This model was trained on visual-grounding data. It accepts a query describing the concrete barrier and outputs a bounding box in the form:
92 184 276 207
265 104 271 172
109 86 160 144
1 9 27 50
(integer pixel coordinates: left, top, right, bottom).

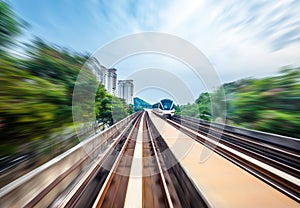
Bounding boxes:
176 115 300 152
0 113 138 207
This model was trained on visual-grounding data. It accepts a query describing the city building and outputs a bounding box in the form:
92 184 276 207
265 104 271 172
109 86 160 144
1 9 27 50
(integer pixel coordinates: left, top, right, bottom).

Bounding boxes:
107 68 117 95
118 80 134 104
87 57 102 82
99 65 108 88
87 58 118 96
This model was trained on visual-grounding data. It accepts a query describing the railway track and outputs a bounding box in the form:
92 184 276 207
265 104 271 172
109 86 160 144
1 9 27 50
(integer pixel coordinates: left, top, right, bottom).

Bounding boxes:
144 112 208 208
52 112 143 207
0 112 140 207
167 114 300 202
3 111 298 207
50 113 208 207
90 113 141 207
171 115 299 175
72 112 208 207
1 111 209 207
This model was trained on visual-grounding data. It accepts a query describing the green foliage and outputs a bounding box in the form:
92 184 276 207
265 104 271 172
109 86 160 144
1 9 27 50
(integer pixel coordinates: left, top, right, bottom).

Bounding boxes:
95 85 132 126
253 110 300 136
0 1 24 48
232 91 262 124
0 41 88 149
174 104 181 114
179 92 215 121
179 67 300 138
196 92 212 120
0 2 132 155
232 67 300 137
111 97 131 123
179 103 199 118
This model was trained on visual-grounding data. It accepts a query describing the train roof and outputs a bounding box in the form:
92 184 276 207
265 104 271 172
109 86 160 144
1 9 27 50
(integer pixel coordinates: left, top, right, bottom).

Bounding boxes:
160 99 173 102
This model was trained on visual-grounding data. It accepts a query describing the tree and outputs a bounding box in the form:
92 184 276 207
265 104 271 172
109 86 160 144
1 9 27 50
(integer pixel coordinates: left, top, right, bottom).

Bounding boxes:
95 85 132 126
178 67 300 138
232 67 300 137
0 1 25 49
196 92 212 120
0 2 134 157
0 56 66 149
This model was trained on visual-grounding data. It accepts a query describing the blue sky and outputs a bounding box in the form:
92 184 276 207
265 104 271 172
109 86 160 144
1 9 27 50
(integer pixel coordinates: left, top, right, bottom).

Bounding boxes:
9 0 300 104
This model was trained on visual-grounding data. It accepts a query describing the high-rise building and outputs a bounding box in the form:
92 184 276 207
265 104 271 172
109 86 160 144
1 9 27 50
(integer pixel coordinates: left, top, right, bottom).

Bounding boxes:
87 57 101 82
86 58 117 95
118 80 134 104
107 68 117 95
99 65 108 88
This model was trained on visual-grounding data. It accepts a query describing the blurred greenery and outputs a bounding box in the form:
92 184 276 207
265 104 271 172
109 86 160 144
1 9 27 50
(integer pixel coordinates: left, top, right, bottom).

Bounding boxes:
0 0 24 49
233 67 300 138
178 67 300 138
0 1 132 155
0 0 299 159
95 86 133 127
196 92 212 120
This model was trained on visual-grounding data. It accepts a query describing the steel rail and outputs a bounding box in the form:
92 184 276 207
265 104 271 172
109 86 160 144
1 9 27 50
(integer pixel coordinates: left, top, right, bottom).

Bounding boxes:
91 113 142 208
23 113 141 208
171 116 300 177
167 117 300 202
146 114 175 208
146 112 209 208
54 113 141 207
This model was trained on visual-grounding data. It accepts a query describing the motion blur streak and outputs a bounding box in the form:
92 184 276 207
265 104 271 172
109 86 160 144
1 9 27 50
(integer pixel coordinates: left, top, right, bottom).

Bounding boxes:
0 1 132 187
0 0 299 202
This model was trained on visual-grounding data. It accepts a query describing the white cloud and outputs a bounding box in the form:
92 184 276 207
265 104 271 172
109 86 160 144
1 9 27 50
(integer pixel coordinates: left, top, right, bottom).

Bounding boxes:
146 0 300 83
11 0 299 103
21 0 297 97
89 0 300 100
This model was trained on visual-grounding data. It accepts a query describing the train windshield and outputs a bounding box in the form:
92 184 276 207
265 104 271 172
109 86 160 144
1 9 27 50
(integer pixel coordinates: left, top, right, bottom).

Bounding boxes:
160 99 173 110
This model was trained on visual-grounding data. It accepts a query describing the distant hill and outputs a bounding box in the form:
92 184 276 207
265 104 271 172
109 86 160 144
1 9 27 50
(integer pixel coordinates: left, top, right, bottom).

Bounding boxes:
133 97 152 111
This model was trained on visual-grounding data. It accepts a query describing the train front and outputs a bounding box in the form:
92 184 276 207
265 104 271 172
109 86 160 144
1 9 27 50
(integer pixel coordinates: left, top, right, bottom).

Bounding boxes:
160 99 175 118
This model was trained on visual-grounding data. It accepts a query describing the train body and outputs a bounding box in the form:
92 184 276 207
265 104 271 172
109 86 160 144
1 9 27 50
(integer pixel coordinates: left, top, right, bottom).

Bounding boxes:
152 99 175 118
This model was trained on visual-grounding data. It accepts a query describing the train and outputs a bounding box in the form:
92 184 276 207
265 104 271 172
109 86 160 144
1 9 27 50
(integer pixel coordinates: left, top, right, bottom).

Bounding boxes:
152 99 175 118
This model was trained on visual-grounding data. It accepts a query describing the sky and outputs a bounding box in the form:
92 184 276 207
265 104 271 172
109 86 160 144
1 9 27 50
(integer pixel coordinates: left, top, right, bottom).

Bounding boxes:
9 0 300 104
